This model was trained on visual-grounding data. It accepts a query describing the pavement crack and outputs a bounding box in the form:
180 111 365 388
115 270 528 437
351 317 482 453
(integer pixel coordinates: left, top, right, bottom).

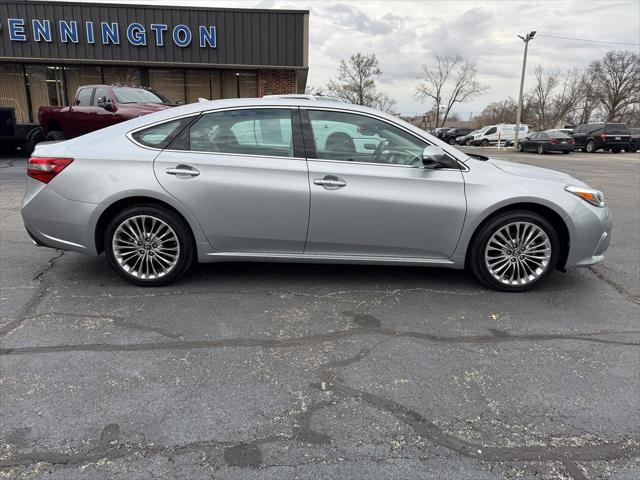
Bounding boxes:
1 327 637 356
589 266 640 304
0 250 64 337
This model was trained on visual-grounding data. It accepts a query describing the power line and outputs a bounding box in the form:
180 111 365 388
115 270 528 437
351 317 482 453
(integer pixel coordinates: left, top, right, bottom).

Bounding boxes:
537 33 640 46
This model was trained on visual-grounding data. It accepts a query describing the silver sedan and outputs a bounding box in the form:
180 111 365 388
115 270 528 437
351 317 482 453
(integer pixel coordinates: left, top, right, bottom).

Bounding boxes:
22 98 612 291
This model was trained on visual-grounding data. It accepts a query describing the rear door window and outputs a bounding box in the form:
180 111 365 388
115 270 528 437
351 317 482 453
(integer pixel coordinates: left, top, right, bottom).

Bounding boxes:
605 123 630 134
173 108 295 157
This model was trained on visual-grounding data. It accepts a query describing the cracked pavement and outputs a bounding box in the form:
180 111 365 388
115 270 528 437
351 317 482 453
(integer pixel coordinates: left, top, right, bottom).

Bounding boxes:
1 149 639 479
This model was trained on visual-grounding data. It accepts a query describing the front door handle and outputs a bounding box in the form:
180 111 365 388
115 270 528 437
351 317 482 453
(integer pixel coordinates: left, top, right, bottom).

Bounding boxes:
313 176 347 190
165 165 200 178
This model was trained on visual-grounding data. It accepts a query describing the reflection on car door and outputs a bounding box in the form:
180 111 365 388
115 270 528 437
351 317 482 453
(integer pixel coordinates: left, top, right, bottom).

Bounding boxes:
302 109 467 259
153 108 310 253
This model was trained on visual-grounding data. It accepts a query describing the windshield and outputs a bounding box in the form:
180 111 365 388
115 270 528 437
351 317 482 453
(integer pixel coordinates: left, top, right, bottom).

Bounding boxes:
111 87 168 104
605 123 630 134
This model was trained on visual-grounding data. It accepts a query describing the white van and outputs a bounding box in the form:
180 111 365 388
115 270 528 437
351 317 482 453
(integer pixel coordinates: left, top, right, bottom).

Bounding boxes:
472 123 529 146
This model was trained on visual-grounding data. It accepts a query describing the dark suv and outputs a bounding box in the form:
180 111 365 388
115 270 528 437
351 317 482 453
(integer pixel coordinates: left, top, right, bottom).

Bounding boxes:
572 123 632 153
439 127 474 145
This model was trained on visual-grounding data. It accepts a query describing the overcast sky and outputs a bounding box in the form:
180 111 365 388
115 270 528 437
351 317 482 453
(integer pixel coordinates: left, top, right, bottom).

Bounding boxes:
64 0 639 116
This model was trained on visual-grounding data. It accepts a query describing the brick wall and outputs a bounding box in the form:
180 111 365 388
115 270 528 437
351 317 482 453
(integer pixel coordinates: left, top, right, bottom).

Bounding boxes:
257 69 297 96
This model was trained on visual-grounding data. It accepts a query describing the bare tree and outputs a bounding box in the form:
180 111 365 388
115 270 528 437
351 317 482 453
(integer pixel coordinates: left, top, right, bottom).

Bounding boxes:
549 68 586 127
415 55 488 127
305 85 325 95
326 52 395 109
372 92 397 113
530 66 560 129
590 50 640 121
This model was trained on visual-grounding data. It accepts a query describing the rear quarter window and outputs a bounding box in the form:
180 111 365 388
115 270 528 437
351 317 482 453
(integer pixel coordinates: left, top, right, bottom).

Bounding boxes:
605 123 630 134
132 117 193 149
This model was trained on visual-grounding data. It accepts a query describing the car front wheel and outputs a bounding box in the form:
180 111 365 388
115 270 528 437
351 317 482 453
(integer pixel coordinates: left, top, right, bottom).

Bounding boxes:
469 210 560 292
105 204 194 286
537 144 545 154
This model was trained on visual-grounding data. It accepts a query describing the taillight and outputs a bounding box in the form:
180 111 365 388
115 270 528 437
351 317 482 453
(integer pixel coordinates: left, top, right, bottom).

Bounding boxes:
600 133 606 140
27 157 74 184
549 138 559 144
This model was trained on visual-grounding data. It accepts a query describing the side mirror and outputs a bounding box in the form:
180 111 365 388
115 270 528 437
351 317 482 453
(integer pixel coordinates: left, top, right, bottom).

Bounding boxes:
97 96 113 111
422 146 446 168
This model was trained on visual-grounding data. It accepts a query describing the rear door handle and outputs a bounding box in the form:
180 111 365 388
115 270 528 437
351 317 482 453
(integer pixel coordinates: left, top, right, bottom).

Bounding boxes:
313 176 347 189
165 165 200 178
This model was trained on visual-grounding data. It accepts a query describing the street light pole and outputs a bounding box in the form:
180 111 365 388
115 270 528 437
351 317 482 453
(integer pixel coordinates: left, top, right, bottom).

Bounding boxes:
514 31 536 150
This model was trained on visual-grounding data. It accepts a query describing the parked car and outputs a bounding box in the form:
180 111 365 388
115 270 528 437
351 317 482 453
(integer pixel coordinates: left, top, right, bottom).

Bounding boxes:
571 122 631 153
0 107 44 155
38 85 174 141
430 127 449 137
518 131 575 154
440 127 474 145
22 98 611 292
456 129 482 146
472 124 529 146
628 127 639 152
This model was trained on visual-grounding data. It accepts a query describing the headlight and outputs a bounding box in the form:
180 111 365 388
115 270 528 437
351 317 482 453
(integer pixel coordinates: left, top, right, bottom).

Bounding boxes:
565 185 606 207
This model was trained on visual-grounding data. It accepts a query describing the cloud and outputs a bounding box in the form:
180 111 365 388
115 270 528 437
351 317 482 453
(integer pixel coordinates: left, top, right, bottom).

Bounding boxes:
67 0 640 115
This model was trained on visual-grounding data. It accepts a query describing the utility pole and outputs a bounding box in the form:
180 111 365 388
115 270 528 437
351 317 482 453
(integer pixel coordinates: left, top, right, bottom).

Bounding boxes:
514 31 536 150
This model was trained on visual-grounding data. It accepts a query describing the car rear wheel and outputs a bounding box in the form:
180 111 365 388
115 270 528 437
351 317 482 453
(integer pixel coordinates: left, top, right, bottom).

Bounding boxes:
46 130 65 141
469 210 559 292
104 204 194 286
585 140 596 153
537 144 545 154
465 139 471 146
562 150 570 154
611 147 621 153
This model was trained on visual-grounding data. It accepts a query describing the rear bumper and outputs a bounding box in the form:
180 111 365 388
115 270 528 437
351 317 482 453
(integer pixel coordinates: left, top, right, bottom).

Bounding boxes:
547 144 575 152
21 180 99 255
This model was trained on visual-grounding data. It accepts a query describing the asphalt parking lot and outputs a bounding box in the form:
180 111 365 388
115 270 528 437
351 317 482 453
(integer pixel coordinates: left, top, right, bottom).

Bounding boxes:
1 148 639 479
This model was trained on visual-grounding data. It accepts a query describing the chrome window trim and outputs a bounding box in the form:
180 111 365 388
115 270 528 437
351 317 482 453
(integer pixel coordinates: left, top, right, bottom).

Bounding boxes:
302 106 470 172
125 104 469 171
126 105 299 158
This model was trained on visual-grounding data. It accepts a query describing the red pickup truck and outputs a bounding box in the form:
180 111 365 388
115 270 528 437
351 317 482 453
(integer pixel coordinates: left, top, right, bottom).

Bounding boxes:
38 85 174 141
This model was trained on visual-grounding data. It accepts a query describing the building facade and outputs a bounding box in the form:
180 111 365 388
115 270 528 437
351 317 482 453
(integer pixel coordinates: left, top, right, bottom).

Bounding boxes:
0 0 309 124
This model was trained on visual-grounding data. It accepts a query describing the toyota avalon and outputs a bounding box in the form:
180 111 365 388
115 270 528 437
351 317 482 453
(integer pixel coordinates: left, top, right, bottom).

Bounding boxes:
22 98 612 291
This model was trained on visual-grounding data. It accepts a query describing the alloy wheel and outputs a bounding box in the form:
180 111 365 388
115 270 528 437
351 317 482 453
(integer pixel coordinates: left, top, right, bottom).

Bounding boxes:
112 215 180 280
484 221 552 286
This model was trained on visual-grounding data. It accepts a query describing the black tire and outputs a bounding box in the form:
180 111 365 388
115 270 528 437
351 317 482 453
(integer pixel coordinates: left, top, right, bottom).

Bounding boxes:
22 128 45 156
629 142 637 153
537 144 545 154
465 139 471 146
449 138 456 145
611 147 621 153
481 139 489 147
585 140 596 153
562 150 570 154
104 204 194 286
469 210 560 292
46 130 65 141
517 143 524 152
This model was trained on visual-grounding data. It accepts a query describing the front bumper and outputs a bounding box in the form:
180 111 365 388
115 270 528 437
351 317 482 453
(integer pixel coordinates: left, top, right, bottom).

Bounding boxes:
565 203 613 268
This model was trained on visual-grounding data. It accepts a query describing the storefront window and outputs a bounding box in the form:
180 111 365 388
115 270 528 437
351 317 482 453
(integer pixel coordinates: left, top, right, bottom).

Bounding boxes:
149 69 185 105
103 67 140 86
222 71 238 98
0 64 29 123
185 70 224 104
64 66 102 101
239 73 258 97
221 71 258 99
25 65 67 118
